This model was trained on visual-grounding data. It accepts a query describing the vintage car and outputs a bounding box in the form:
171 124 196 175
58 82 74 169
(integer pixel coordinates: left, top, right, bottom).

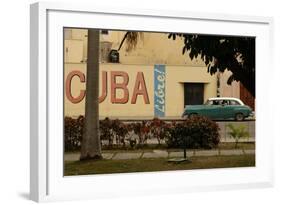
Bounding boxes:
182 97 254 121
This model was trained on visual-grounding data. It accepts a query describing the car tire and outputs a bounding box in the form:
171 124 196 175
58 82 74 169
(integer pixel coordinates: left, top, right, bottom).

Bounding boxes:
235 113 244 121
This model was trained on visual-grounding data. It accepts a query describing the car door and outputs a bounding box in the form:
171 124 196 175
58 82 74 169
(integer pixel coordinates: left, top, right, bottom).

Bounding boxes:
205 100 221 119
228 100 243 118
221 100 234 119
216 100 232 119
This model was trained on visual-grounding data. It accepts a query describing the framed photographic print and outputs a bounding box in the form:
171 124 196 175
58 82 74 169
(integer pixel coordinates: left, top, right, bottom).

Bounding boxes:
30 2 274 202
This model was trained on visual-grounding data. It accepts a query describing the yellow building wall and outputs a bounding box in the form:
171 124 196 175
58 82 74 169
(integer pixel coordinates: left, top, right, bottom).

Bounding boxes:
64 40 83 63
165 66 217 117
64 63 217 118
219 70 240 98
116 32 205 66
64 29 206 66
64 29 218 119
64 63 154 118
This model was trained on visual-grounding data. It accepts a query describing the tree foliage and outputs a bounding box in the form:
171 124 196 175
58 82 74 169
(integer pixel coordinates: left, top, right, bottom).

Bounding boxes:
118 31 255 97
118 32 144 52
168 33 255 97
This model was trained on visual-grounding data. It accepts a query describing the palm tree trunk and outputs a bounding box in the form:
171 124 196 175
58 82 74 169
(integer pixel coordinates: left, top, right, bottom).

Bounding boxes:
80 29 102 160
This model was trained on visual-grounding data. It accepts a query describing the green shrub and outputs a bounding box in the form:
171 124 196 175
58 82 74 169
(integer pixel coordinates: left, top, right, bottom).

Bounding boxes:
65 116 133 151
150 118 167 144
130 121 151 146
100 118 131 148
112 119 129 147
165 116 220 149
99 117 114 146
64 116 84 151
64 116 220 151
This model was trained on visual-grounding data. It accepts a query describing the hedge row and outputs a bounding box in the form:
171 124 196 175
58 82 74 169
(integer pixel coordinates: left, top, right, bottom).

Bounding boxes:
64 116 220 151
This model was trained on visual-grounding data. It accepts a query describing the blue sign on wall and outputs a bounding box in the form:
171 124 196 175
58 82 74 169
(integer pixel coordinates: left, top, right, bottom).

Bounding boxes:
154 64 166 117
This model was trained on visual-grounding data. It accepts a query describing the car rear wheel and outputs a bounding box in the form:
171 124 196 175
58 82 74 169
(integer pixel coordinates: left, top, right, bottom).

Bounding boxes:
235 113 244 121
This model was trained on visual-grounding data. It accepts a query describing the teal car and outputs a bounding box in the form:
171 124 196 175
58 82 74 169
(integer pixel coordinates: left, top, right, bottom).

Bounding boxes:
182 97 254 121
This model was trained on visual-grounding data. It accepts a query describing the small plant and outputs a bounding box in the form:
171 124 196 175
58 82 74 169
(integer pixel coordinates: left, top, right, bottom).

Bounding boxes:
227 124 250 148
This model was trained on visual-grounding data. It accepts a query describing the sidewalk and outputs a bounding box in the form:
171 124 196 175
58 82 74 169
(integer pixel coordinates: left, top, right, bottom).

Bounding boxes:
65 149 255 161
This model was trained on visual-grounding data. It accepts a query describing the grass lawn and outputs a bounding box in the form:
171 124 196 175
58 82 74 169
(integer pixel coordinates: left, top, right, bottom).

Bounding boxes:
64 154 255 176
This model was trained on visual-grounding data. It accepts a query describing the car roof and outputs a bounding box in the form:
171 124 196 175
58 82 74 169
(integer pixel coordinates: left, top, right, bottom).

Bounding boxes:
207 97 244 105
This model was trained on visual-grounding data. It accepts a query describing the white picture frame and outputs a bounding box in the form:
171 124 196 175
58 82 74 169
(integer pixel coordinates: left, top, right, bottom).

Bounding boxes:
30 2 274 202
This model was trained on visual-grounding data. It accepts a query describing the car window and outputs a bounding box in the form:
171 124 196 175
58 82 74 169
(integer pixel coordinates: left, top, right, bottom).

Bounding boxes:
205 100 217 105
212 100 220 105
216 100 227 105
206 99 241 106
230 100 240 105
221 100 228 105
